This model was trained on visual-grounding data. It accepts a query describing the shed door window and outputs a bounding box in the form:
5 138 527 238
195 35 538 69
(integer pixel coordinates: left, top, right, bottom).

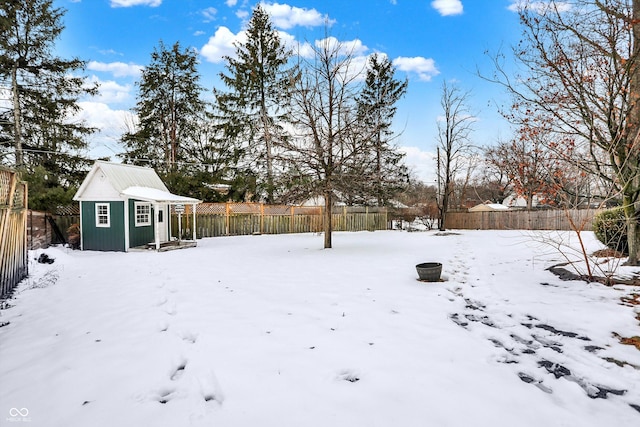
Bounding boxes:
135 203 151 226
96 203 110 228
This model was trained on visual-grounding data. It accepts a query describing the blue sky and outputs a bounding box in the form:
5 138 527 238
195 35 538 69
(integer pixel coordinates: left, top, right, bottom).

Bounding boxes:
55 0 527 183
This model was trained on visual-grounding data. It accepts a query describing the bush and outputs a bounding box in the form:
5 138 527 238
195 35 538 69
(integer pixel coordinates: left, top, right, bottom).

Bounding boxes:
592 207 628 255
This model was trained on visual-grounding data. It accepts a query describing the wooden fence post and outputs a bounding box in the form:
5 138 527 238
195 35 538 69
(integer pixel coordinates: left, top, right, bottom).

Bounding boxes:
225 202 230 236
0 172 17 273
343 206 347 231
366 206 369 231
260 203 264 234
290 206 295 234
21 182 28 277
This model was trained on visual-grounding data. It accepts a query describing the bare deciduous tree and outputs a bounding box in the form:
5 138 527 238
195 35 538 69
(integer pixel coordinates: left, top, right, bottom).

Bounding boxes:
487 0 640 264
283 37 369 248
436 82 475 230
485 124 571 209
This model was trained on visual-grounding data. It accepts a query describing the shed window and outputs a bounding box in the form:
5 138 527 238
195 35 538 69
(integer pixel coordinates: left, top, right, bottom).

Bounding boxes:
135 203 151 226
96 203 110 228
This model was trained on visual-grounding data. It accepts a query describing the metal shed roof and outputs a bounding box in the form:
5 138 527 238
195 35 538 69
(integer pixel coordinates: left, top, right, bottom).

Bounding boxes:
74 161 187 202
121 186 200 204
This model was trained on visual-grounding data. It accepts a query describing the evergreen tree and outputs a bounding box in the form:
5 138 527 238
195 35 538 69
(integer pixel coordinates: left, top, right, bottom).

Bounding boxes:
122 41 205 174
170 112 250 202
0 0 97 209
215 4 294 203
356 54 409 206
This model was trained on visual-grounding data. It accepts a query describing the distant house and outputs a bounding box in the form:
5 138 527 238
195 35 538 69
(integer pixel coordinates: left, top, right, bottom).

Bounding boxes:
502 194 542 209
73 161 201 252
468 202 510 213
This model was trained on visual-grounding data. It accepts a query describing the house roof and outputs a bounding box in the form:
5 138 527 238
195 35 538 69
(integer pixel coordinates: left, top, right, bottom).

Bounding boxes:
74 161 200 204
468 202 509 212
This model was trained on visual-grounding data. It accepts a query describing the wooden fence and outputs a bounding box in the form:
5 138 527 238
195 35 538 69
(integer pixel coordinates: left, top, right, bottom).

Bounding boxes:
52 208 79 244
27 210 75 250
0 168 28 297
170 203 388 238
444 209 601 231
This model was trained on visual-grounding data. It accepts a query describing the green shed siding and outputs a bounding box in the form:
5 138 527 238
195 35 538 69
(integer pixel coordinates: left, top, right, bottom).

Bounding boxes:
128 199 155 248
81 201 126 251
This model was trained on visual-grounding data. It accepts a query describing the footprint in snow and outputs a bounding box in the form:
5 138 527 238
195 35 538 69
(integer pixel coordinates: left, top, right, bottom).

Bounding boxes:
518 372 553 394
337 369 361 383
170 360 187 381
179 330 198 344
155 388 177 404
198 369 224 404
164 303 177 316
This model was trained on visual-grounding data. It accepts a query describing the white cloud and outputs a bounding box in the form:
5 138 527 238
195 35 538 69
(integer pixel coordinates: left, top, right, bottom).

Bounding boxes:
260 2 333 29
90 77 134 104
392 57 439 81
507 1 572 13
276 31 314 58
307 37 370 80
400 146 437 184
226 0 238 6
236 9 250 19
315 37 368 57
431 0 463 16
349 55 371 82
77 102 130 133
75 101 134 159
201 7 217 22
200 27 366 72
97 48 123 56
200 27 316 63
110 0 161 7
200 27 246 63
87 61 143 78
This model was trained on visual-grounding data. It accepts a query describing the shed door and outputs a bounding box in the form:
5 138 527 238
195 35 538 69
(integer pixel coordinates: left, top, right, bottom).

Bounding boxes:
157 205 168 242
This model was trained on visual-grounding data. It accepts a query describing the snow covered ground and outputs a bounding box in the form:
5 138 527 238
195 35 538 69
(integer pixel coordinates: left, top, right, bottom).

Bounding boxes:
1 230 639 427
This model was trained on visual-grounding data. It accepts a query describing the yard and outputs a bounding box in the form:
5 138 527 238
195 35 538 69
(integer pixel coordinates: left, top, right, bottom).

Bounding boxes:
0 230 639 427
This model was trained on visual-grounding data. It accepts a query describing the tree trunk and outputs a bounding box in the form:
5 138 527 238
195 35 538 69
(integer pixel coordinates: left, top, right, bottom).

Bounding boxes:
439 162 452 231
624 196 640 265
624 0 640 265
170 95 177 171
439 179 450 231
376 130 383 206
324 191 333 249
261 108 274 204
11 66 23 167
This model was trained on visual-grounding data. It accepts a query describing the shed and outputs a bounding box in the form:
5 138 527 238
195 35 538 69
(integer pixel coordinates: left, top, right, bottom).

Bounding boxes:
73 161 201 252
468 202 509 213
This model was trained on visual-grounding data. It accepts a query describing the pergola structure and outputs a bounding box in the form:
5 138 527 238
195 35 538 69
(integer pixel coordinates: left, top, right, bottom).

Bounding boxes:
121 186 200 250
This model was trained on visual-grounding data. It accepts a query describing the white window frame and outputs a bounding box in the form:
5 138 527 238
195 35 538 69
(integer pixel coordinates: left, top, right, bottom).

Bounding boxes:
95 203 110 228
135 202 151 227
